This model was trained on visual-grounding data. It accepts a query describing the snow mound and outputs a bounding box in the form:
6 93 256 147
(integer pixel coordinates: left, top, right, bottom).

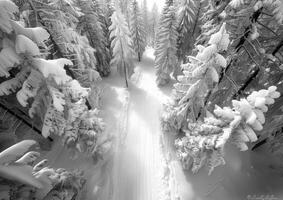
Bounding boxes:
33 58 72 84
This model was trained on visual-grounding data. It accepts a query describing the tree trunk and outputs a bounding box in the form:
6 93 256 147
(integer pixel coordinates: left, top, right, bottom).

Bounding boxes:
123 62 128 88
138 52 141 62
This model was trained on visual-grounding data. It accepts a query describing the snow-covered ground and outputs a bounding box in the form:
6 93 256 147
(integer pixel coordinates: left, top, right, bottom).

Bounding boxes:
111 48 172 200
43 48 283 200
110 48 283 200
43 62 131 200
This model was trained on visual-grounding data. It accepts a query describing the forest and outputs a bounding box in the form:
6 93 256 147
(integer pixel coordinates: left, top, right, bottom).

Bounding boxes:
0 0 282 200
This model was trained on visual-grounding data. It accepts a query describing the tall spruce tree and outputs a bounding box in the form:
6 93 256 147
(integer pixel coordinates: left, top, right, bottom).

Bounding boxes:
176 0 197 61
119 0 131 25
142 0 149 42
101 0 115 58
154 1 178 86
130 0 146 61
110 7 135 87
76 0 111 77
149 2 159 46
161 0 283 175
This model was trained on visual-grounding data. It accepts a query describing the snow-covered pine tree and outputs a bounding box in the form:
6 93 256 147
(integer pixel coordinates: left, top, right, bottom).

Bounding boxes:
119 0 131 25
99 0 115 60
110 7 135 87
18 0 100 87
76 0 111 77
0 140 85 199
130 0 146 62
196 0 283 110
162 23 230 133
142 0 149 43
148 2 159 46
174 86 280 174
0 0 108 159
192 1 283 155
162 0 283 174
155 0 174 44
176 0 197 61
154 1 178 86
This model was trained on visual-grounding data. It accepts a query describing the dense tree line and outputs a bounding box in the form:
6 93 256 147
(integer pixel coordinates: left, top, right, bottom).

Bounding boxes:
0 0 283 199
161 0 283 174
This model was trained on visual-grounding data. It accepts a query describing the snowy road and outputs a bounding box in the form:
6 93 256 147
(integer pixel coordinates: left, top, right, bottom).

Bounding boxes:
111 48 172 200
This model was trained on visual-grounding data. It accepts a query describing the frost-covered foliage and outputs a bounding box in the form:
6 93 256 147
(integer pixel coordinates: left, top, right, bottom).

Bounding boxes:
0 0 18 33
162 0 283 173
118 0 131 24
174 86 280 174
76 0 111 77
17 0 100 87
110 7 135 87
0 140 85 200
192 0 283 152
130 0 146 61
100 0 115 58
148 3 159 46
162 23 230 132
0 0 108 159
41 85 106 158
176 0 197 60
155 1 178 86
142 0 149 42
197 0 283 106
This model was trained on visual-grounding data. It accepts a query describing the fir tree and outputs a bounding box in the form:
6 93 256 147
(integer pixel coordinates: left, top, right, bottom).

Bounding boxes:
0 0 107 159
76 0 111 77
162 0 283 174
154 2 178 86
19 0 100 87
119 0 131 25
110 7 135 87
100 0 115 59
148 2 159 46
142 0 149 43
0 140 85 199
130 0 146 61
173 86 280 174
176 0 197 61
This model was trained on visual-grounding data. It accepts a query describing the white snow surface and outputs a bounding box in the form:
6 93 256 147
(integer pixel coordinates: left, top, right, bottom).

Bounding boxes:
110 48 283 200
43 48 283 200
111 47 173 200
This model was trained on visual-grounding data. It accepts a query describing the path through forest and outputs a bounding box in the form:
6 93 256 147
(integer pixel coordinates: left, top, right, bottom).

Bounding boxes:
44 48 283 200
108 49 283 200
111 48 173 200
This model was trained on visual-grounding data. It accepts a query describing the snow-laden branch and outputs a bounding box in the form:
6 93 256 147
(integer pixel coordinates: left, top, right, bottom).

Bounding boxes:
162 23 230 132
175 86 280 174
0 0 107 158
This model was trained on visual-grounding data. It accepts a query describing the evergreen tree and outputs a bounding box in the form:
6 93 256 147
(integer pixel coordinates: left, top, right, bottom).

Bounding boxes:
142 0 149 43
0 140 85 199
119 0 131 25
100 0 115 58
19 0 100 87
173 86 280 174
176 0 197 61
162 0 283 174
130 0 146 61
148 2 159 46
110 7 135 87
76 0 111 77
154 2 178 86
1 0 107 159
155 0 175 51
